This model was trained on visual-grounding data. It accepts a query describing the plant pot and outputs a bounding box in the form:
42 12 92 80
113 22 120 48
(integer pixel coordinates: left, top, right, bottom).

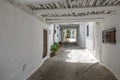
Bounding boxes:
50 52 55 57
59 42 63 46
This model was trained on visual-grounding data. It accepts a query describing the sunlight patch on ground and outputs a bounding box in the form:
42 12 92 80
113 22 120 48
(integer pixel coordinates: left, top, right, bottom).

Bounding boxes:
68 39 76 42
64 49 98 63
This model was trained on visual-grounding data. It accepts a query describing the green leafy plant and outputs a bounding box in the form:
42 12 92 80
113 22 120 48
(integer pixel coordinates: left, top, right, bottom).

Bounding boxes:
66 29 71 38
50 42 60 57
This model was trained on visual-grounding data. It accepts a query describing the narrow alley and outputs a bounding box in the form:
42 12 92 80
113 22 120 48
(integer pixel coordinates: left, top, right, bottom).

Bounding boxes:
0 0 120 80
27 42 117 80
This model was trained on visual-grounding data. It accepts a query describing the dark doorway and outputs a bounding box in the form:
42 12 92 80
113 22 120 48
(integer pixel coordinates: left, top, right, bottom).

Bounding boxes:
43 30 48 58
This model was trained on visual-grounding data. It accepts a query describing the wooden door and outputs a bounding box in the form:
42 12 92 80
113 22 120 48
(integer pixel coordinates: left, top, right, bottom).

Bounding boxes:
43 30 47 58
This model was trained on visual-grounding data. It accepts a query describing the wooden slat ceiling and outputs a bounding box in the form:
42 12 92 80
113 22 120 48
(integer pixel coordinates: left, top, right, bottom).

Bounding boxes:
8 0 120 23
27 0 120 10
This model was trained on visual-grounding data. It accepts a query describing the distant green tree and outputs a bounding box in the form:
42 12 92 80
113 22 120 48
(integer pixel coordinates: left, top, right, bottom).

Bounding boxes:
66 29 71 38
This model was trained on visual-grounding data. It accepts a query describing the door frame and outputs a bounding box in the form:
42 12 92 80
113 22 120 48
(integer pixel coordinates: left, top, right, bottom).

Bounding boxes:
43 29 48 58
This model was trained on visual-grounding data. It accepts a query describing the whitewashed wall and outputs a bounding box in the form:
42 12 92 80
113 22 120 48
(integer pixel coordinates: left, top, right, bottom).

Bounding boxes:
77 24 86 48
48 24 54 54
0 1 49 80
54 24 61 42
97 13 120 80
93 22 102 60
85 22 95 54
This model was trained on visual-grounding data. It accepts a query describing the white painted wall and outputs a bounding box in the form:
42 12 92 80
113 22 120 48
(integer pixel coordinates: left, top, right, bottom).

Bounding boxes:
0 1 50 80
77 24 86 48
48 24 54 54
93 22 103 60
97 14 120 80
54 24 61 42
85 22 95 54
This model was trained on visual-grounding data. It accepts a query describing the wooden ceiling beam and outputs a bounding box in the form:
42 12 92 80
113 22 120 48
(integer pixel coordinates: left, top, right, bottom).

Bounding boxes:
69 0 72 8
64 0 68 8
47 18 104 24
35 6 120 14
44 14 107 20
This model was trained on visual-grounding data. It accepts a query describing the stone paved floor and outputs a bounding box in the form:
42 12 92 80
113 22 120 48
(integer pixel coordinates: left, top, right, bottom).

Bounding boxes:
27 42 117 80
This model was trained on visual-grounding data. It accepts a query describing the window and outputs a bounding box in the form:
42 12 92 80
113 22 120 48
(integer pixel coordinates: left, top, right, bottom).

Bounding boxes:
87 25 89 37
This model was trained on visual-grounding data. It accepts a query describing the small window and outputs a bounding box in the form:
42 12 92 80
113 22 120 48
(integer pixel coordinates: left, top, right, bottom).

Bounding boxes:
87 25 89 37
54 30 56 34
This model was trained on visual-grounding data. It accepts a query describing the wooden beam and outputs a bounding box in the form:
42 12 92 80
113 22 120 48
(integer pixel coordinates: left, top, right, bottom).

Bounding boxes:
35 6 120 15
49 3 55 9
103 0 110 6
45 4 51 9
89 0 95 6
44 14 108 20
64 0 68 8
47 18 104 24
69 0 72 8
55 2 60 8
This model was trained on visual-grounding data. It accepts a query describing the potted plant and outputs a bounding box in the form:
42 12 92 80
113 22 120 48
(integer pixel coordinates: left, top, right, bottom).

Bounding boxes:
58 41 63 46
50 42 60 57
